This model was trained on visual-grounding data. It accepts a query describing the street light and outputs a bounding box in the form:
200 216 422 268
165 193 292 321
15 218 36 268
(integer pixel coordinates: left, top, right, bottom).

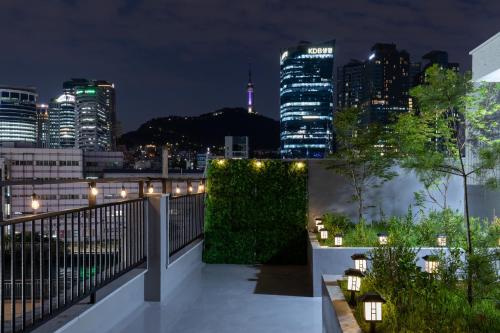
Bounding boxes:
358 292 386 333
345 268 364 306
334 233 343 247
319 227 328 240
377 232 388 245
436 234 447 247
351 253 368 273
31 193 40 211
422 255 440 274
120 186 127 199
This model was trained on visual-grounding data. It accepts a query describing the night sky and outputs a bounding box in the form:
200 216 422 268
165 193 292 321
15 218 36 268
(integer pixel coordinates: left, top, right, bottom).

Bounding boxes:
1 0 498 132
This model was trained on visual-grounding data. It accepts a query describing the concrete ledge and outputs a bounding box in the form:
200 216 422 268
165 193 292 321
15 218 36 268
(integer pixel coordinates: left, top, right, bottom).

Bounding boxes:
164 239 204 301
309 232 459 296
322 275 361 333
34 268 147 333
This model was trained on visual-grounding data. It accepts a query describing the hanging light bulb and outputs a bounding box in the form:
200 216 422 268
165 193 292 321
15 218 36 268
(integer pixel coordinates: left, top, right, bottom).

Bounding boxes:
175 184 181 194
120 186 127 199
198 181 205 193
90 183 98 196
147 182 154 194
31 193 40 211
188 184 193 193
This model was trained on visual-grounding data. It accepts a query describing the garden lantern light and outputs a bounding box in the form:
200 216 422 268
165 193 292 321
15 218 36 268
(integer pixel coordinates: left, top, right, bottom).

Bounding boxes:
320 227 328 240
422 255 440 274
120 186 127 199
351 253 368 273
345 268 364 306
358 292 386 333
31 193 40 211
334 233 343 247
436 234 447 247
377 232 388 245
295 161 305 170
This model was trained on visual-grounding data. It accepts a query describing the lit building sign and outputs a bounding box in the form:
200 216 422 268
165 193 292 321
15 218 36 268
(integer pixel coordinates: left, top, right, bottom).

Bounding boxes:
56 94 75 103
308 47 333 54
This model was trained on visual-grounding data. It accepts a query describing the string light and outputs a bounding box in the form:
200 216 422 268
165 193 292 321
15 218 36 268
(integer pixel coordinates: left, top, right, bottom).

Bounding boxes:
31 193 40 211
90 183 98 196
120 186 127 199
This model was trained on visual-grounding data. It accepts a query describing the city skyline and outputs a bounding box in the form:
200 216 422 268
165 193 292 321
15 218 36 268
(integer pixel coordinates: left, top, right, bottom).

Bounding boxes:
0 1 498 132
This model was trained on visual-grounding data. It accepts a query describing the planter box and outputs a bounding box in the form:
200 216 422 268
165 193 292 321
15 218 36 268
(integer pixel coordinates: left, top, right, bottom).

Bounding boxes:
309 233 457 297
322 275 362 333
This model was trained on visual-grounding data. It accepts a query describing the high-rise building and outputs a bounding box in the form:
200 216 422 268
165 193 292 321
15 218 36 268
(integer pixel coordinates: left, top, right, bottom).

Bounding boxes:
0 86 38 146
67 79 116 152
413 50 460 85
247 67 255 114
49 93 77 148
337 59 365 109
363 43 410 124
280 40 335 159
36 103 50 148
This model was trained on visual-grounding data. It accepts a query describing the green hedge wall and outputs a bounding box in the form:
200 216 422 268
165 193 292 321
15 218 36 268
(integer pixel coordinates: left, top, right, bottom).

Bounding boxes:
203 159 308 264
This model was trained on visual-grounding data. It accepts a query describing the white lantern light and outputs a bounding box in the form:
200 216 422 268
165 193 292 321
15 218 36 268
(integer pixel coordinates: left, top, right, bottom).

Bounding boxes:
31 193 40 211
345 268 364 306
436 234 447 247
120 186 127 199
359 292 386 331
320 228 328 240
377 232 388 245
352 253 368 273
422 255 440 274
334 234 343 247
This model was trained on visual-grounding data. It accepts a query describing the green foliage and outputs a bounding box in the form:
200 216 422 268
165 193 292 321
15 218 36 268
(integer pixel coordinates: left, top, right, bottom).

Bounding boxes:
328 107 397 222
203 159 308 264
340 234 500 332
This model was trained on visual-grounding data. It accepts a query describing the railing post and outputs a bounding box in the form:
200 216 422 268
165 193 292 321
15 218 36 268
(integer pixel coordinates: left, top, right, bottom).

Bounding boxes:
144 194 168 303
161 179 172 194
138 181 144 198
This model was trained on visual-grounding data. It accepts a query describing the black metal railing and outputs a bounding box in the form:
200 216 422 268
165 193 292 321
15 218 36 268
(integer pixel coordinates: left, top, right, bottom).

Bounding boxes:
168 193 205 257
0 198 146 333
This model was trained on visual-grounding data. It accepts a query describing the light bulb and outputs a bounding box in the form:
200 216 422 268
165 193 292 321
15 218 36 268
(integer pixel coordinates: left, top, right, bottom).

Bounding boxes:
120 186 127 198
175 185 181 194
90 186 98 196
31 194 40 211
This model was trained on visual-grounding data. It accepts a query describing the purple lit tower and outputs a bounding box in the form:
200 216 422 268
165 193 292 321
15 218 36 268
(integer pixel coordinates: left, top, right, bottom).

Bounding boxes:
247 66 255 114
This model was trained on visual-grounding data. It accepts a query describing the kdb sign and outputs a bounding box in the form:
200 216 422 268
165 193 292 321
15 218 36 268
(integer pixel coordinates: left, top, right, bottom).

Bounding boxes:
307 47 333 54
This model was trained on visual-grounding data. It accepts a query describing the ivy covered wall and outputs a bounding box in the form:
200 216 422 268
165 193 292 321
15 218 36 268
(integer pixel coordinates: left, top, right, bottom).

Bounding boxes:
203 159 308 264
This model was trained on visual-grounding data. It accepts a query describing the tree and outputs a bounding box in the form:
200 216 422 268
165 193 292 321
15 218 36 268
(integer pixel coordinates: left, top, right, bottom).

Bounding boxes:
392 65 500 304
328 107 396 222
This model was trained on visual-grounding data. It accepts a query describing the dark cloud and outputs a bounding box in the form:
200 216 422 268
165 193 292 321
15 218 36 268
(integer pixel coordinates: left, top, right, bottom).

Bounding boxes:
0 0 498 131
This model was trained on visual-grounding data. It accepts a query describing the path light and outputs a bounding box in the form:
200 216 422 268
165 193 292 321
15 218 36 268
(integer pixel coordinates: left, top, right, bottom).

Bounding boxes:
198 181 205 193
90 183 99 196
334 233 343 247
422 255 440 274
345 268 364 306
319 227 328 240
147 182 154 194
175 184 181 195
295 161 305 170
352 253 368 273
436 234 447 247
377 232 388 245
358 292 386 333
120 186 127 199
31 193 40 211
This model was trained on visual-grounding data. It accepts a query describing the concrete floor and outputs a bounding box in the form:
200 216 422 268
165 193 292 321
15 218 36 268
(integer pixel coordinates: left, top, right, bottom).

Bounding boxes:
106 264 321 333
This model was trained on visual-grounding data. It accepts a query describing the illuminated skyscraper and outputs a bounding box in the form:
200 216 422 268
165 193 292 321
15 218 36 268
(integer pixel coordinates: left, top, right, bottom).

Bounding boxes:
36 103 50 148
280 40 335 158
48 93 76 148
0 86 38 146
247 66 255 114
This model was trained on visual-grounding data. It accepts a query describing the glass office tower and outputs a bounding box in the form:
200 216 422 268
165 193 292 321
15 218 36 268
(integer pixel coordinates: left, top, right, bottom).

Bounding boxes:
0 86 38 146
49 93 77 148
280 40 335 158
